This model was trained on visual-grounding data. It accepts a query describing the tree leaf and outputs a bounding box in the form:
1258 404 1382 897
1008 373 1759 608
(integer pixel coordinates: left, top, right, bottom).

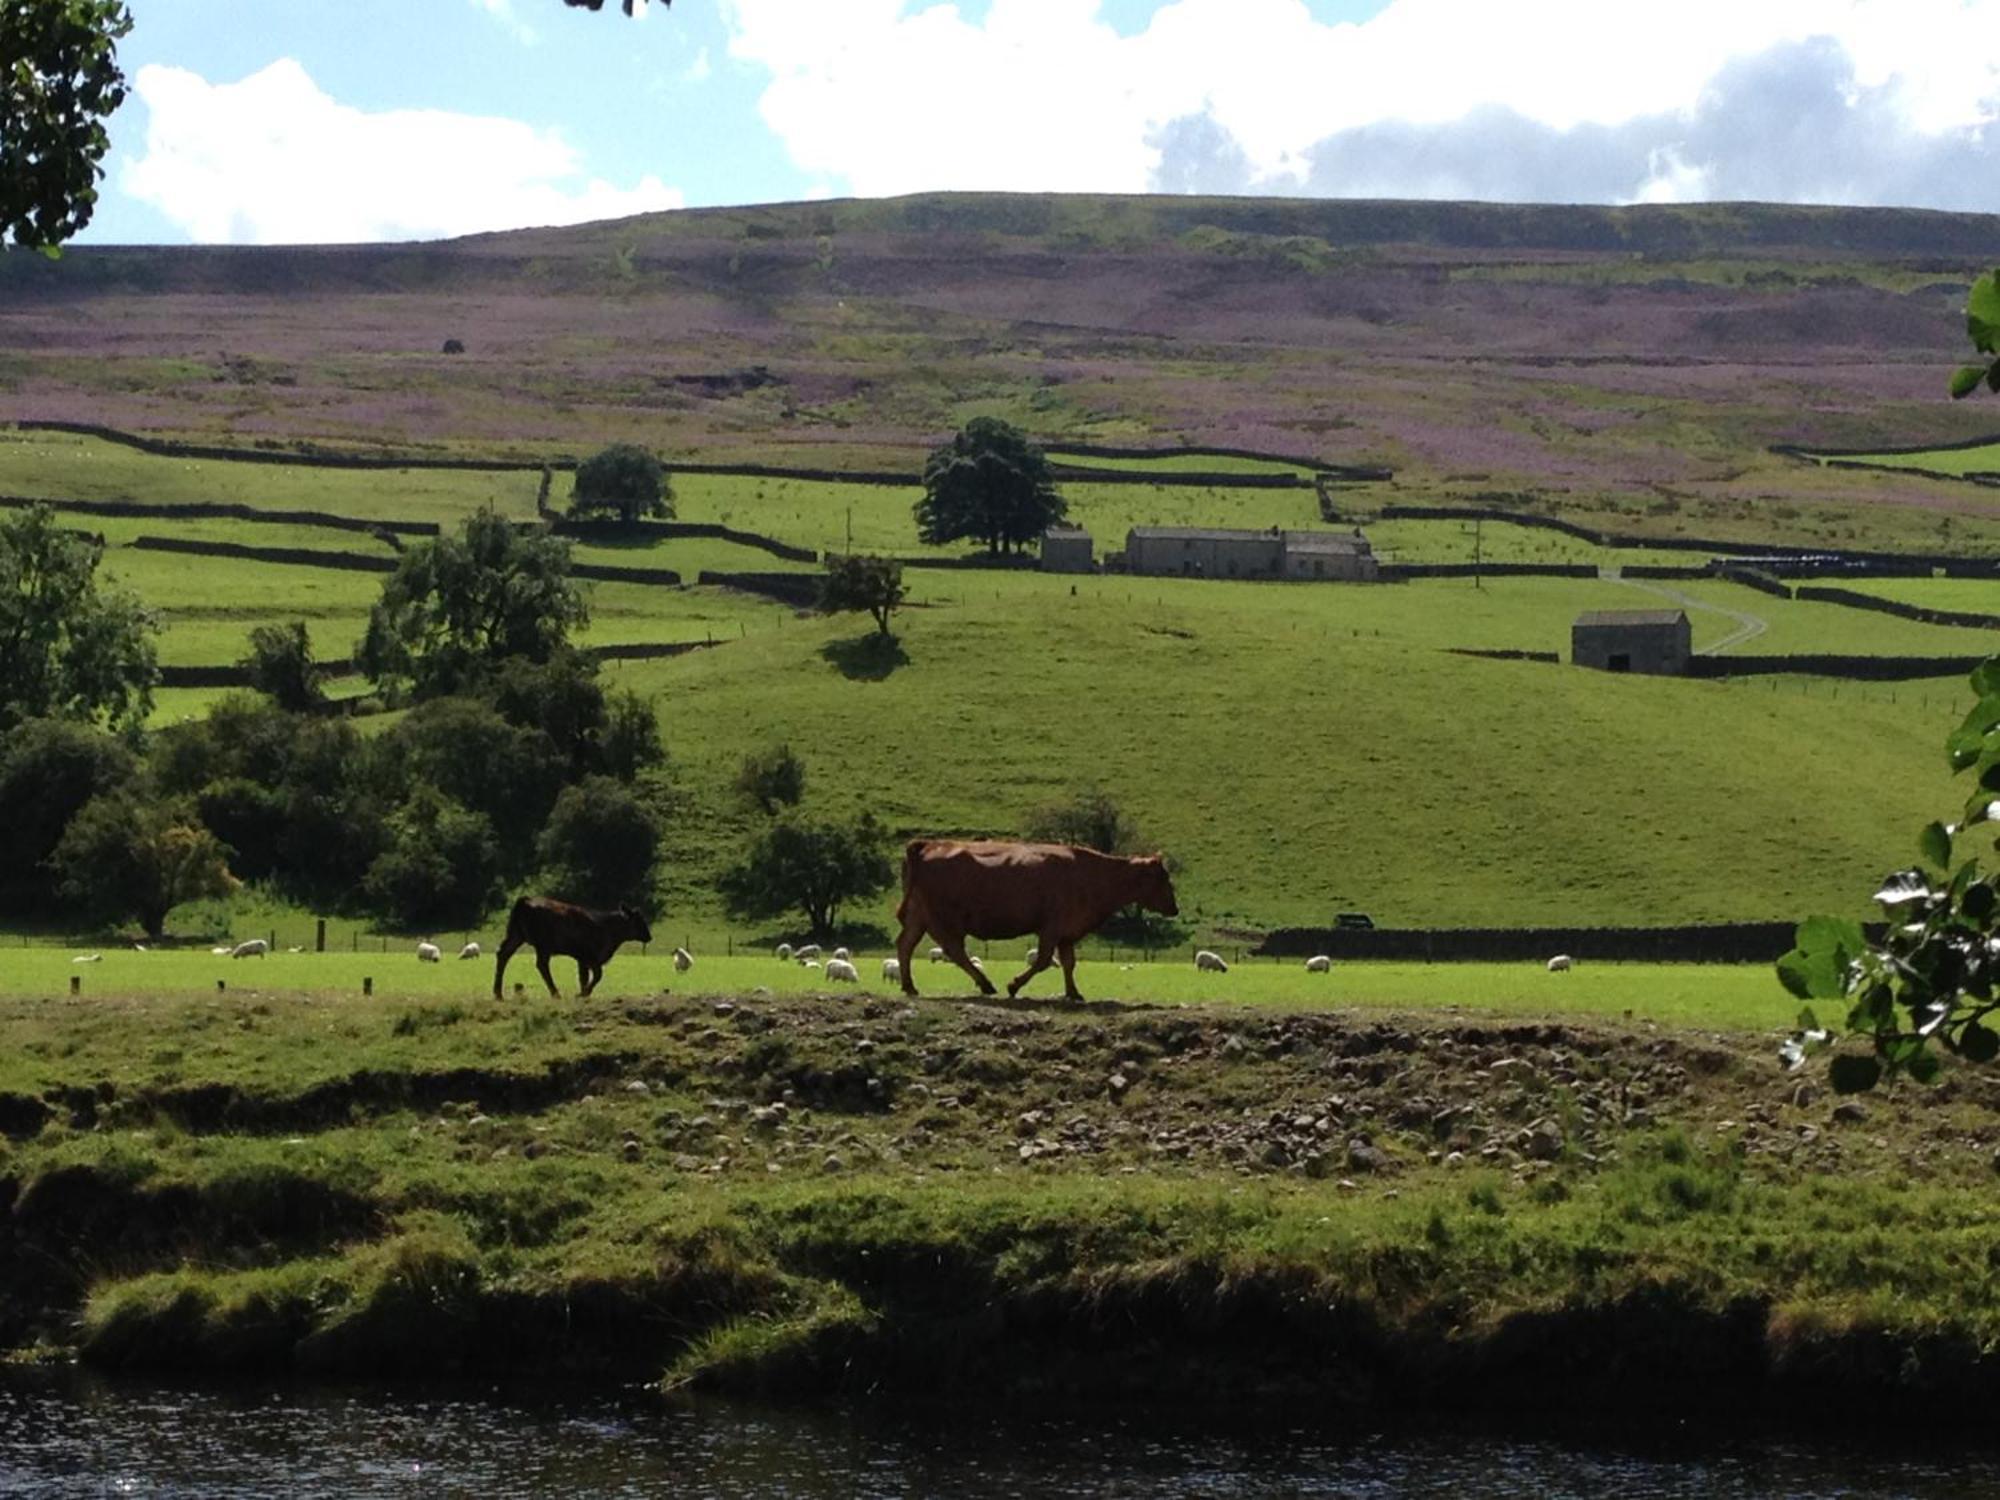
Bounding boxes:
1920 821 1954 870
1828 1054 1883 1094
1961 1022 2000 1064
1778 915 1865 1000
1966 882 1997 923
1907 1049 1943 1085
1953 364 1989 399
1970 274 2000 352
1971 657 2000 701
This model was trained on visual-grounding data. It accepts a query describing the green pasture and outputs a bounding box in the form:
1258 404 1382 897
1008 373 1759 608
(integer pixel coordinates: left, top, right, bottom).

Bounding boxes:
1812 441 2000 479
1046 449 1314 476
1609 576 2000 656
0 950 1788 1032
1827 576 2000 614
0 428 543 523
603 568 1957 934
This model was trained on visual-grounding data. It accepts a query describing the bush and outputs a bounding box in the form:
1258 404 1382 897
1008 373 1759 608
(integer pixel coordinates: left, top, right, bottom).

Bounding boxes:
361 788 502 930
52 791 239 939
735 743 806 816
570 444 672 526
0 717 138 917
240 622 323 712
535 775 663 911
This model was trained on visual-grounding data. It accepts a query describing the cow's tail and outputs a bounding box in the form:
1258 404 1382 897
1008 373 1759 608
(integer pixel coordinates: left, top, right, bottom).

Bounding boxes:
895 839 930 923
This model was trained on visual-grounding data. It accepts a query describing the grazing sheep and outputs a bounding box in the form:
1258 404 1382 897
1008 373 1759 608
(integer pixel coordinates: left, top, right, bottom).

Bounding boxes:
1025 946 1040 965
969 955 984 971
209 946 231 956
458 941 481 960
673 946 693 972
1305 955 1332 973
131 943 147 953
881 957 901 981
928 946 945 962
416 941 442 962
1547 954 1574 973
832 946 851 962
231 939 269 959
1195 949 1228 973
71 953 101 964
795 943 823 961
801 958 821 970
824 957 859 983
776 942 794 961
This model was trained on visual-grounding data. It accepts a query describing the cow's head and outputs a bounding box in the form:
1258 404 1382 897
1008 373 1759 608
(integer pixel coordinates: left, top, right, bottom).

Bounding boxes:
1136 854 1179 917
623 906 653 944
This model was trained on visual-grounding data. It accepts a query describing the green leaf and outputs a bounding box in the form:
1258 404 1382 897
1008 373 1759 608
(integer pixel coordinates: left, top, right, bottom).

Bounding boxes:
1970 274 2000 352
1778 915 1865 1000
1829 1054 1883 1094
1796 1006 1821 1033
1960 1022 2000 1064
1952 364 1988 399
1966 882 1997 923
1920 821 1954 870
1971 657 2000 700
1908 1049 1943 1085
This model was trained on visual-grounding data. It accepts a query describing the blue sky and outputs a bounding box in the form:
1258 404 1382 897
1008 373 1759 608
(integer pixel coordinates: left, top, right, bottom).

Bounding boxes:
81 0 2000 245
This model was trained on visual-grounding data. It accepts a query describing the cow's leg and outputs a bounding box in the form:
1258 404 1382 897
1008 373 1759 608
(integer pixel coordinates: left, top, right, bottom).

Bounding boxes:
492 937 522 999
1057 939 1084 1003
938 932 997 996
534 948 561 999
577 957 598 998
894 904 926 997
1007 933 1060 999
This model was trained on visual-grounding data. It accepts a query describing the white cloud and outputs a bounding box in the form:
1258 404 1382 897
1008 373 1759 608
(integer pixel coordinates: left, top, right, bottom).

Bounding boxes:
468 0 537 46
720 0 2000 204
122 60 683 244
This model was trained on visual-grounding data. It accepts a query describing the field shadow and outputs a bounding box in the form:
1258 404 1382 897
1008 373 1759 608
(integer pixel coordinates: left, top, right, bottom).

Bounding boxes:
821 632 909 681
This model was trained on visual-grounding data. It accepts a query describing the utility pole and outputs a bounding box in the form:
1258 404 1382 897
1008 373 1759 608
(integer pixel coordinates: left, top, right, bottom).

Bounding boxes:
1473 515 1484 590
845 506 853 555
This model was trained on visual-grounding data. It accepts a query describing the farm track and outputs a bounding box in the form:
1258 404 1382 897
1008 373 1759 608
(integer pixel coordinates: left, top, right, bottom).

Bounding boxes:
1610 575 1769 655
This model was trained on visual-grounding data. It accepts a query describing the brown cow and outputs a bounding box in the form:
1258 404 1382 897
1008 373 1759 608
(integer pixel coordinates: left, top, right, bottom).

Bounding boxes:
893 839 1178 1002
492 896 652 999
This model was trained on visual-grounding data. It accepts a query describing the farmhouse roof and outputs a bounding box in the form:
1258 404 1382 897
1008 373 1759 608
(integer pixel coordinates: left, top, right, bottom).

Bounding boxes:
1126 526 1369 551
1281 530 1372 554
1572 610 1689 628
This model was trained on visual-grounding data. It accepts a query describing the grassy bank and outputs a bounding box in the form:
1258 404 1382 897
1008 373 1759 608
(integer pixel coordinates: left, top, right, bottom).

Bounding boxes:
6 983 2000 1412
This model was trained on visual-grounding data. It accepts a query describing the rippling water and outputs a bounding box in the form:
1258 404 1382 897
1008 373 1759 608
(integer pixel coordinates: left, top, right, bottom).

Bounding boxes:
3 1371 1996 1499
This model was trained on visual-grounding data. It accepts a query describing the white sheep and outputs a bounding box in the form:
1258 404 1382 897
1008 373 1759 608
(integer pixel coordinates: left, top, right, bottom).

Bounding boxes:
1195 949 1228 973
673 946 693 972
776 942 794 961
1305 955 1332 973
928 946 945 962
795 943 823 961
881 957 901 981
416 941 442 962
801 958 822 970
231 939 269 959
458 941 481 960
1025 946 1040 965
1547 954 1574 973
824 957 859 983
832 946 851 962
71 953 102 964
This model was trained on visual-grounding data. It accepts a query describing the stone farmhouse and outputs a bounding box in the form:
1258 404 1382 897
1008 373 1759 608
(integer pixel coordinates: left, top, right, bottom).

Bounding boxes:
1570 610 1692 675
1119 526 1380 581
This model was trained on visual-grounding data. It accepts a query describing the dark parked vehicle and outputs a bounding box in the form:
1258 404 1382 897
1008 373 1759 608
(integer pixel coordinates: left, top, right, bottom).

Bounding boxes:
1334 912 1374 930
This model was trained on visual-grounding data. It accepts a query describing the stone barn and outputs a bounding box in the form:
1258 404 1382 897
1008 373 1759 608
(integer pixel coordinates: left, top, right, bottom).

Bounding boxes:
1122 526 1378 581
1571 610 1692 675
1039 524 1094 573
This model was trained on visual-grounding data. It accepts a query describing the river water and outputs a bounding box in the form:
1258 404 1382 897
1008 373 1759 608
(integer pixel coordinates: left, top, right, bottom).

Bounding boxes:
3 1372 1996 1499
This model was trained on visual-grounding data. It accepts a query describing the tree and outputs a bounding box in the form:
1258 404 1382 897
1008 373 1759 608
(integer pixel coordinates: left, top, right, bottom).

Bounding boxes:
735 742 806 815
0 716 136 916
1 0 131 252
1024 787 1143 855
52 790 238 938
571 443 672 526
598 687 666 782
916 418 1066 556
1781 275 2000 1091
536 775 663 911
0 504 157 735
357 509 587 698
819 554 906 637
361 786 503 930
241 621 324 712
387 695 568 854
717 812 894 942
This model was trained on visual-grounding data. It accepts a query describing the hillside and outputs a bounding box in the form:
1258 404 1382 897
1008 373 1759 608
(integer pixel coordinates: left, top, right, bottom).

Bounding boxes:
7 194 2000 554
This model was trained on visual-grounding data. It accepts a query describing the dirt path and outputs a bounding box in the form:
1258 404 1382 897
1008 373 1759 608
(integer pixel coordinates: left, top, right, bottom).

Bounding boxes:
1607 574 1768 654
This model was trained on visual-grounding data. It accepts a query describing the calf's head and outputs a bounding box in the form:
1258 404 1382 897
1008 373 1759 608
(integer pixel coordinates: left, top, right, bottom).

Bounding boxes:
1136 854 1179 917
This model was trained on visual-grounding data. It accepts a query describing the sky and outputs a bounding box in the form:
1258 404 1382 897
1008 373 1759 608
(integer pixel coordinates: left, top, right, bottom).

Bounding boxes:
76 0 2000 246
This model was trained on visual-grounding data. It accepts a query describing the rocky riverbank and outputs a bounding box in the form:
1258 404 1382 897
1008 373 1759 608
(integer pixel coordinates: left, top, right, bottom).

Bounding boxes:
5 987 2000 1411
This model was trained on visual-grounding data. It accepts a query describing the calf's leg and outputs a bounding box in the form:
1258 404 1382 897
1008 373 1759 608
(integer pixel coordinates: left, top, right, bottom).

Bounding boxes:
534 948 561 999
492 938 522 999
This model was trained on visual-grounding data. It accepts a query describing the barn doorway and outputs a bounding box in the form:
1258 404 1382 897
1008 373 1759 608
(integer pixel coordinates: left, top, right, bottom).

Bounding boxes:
1607 653 1631 672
